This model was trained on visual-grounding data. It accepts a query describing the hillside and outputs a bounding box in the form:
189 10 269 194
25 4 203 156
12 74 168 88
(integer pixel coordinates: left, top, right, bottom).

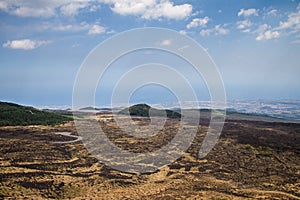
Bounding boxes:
0 102 72 126
119 104 181 119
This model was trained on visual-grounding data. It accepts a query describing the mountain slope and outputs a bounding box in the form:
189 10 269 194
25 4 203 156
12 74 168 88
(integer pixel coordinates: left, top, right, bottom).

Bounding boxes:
0 102 72 126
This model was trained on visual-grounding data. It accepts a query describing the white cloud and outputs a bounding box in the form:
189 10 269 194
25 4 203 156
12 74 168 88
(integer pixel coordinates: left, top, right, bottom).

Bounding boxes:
186 17 209 29
254 24 280 41
0 0 94 18
252 3 300 42
237 19 252 29
179 30 187 35
256 24 270 33
3 39 50 50
108 0 192 20
60 2 89 16
54 24 77 31
200 25 230 36
0 1 8 10
256 30 280 41
160 39 172 46
238 8 258 17
40 21 91 32
12 6 55 18
200 29 213 36
144 1 192 20
89 4 101 12
110 0 156 16
267 9 277 16
0 1 58 18
37 21 107 35
215 25 230 35
88 24 106 35
277 4 300 31
0 0 192 20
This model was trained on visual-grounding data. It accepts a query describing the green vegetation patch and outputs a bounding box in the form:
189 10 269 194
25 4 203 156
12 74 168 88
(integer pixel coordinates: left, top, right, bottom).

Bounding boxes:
243 144 273 157
257 146 273 157
0 102 72 126
119 104 181 119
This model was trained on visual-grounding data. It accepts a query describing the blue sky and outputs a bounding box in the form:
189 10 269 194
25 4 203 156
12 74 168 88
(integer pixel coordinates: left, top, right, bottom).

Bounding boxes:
0 0 300 106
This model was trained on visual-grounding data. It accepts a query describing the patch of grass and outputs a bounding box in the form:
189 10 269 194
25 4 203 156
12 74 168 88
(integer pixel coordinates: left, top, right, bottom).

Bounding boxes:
257 146 273 157
259 150 273 157
243 144 255 151
257 146 263 151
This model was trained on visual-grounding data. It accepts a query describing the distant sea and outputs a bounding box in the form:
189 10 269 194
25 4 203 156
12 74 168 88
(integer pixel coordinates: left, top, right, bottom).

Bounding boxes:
225 100 300 121
154 100 300 121
38 100 300 121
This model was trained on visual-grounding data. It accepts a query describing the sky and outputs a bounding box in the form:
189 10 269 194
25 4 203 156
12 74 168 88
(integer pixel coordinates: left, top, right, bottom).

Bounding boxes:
0 0 300 106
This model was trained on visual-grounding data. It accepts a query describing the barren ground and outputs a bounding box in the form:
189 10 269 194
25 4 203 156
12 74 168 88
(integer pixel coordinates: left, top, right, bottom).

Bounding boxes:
0 114 299 199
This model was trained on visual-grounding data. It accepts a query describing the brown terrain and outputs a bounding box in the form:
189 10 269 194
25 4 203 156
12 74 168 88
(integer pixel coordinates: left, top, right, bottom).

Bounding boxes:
0 113 299 199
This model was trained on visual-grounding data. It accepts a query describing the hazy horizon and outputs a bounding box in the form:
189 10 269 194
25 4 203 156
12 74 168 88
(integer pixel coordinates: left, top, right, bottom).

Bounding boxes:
1 0 300 106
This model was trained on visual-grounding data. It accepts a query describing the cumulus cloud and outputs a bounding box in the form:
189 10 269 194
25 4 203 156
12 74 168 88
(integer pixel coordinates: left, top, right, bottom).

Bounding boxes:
256 24 270 33
256 30 280 41
254 24 280 41
39 21 106 35
214 25 230 35
110 0 155 16
144 1 192 20
200 25 230 36
252 4 300 42
2 39 50 50
238 8 258 17
186 17 209 29
39 21 91 32
53 24 78 31
107 0 192 20
0 0 92 18
0 0 192 20
252 3 300 42
277 4 300 31
60 2 89 16
199 29 213 36
88 24 106 35
0 0 59 18
89 4 101 12
237 19 252 29
11 6 55 18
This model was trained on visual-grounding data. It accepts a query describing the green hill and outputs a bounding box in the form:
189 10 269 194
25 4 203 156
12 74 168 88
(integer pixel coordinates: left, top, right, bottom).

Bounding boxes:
0 102 72 126
119 104 181 119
